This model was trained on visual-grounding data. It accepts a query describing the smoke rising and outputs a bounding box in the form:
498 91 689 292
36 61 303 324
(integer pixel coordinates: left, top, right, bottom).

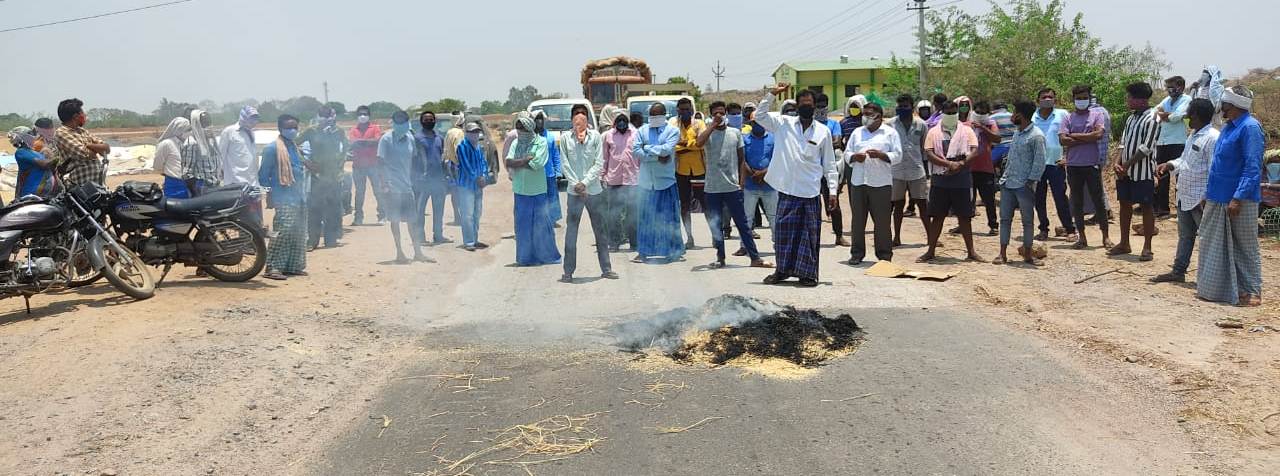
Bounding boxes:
610 294 786 352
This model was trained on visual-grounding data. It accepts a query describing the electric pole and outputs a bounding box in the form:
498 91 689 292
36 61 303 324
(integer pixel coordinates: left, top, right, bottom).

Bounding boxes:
323 81 330 104
909 0 929 101
711 61 726 92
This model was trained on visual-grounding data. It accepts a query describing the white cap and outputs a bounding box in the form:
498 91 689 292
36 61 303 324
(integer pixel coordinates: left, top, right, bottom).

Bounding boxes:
916 100 933 109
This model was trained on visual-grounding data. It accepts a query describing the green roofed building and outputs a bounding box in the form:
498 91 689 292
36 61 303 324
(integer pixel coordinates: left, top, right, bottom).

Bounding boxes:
772 56 907 111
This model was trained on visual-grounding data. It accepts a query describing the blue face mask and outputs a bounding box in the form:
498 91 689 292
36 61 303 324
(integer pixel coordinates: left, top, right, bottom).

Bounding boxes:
896 107 914 122
679 110 693 121
726 114 744 128
281 128 299 141
1267 163 1280 183
393 122 410 135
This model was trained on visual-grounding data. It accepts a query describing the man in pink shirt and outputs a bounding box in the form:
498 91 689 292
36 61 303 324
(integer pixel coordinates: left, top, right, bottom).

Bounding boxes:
919 100 983 263
347 105 384 225
601 110 640 251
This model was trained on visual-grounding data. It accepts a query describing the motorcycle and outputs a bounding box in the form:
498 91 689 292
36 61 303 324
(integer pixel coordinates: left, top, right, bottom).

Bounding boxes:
105 181 267 283
0 183 156 312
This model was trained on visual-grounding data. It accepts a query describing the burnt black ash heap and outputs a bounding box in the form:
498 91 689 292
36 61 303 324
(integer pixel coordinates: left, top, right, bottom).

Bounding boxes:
613 295 865 369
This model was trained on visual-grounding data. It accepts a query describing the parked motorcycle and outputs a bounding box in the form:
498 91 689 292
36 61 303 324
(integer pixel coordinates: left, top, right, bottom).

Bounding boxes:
105 181 267 283
0 183 156 312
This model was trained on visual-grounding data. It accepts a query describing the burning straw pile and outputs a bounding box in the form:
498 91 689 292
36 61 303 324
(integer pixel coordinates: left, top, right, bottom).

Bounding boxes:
614 295 865 373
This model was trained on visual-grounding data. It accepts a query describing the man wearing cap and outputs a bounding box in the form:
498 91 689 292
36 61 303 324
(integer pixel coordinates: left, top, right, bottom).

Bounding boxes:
220 106 263 224
1196 86 1264 307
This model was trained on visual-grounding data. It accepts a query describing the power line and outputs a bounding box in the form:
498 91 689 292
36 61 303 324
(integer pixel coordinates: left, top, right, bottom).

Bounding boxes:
0 0 194 34
724 1 868 63
730 1 903 76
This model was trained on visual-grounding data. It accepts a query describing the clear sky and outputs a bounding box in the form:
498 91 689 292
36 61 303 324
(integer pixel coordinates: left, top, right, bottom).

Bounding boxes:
1 0 1274 115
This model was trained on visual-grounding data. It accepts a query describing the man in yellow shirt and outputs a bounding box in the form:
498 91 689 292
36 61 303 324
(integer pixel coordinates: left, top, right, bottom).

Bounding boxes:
670 97 705 248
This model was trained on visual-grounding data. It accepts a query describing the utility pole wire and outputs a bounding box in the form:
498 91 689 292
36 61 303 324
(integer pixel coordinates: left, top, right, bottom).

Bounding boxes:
711 61 726 93
0 0 195 34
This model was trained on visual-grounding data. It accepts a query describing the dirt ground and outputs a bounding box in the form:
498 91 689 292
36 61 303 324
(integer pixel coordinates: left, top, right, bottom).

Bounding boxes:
0 166 1276 474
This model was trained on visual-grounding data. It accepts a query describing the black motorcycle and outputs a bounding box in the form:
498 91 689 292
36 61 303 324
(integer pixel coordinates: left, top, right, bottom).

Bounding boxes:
105 181 267 283
0 183 156 312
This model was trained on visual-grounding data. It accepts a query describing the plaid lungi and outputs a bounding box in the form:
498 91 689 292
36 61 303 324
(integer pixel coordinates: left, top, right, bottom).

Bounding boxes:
1196 200 1262 304
775 192 822 280
267 205 308 274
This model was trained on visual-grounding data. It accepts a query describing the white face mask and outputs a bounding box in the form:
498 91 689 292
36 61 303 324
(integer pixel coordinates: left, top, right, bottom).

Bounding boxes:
357 114 370 124
648 115 667 128
1074 99 1091 111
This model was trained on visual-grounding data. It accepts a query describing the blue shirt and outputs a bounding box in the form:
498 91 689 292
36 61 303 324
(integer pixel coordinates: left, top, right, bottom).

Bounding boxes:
742 132 775 192
413 130 447 185
259 139 308 207
14 148 52 197
1032 108 1069 165
541 130 560 178
1156 94 1191 146
824 118 842 142
1206 112 1264 204
455 139 490 191
633 123 680 191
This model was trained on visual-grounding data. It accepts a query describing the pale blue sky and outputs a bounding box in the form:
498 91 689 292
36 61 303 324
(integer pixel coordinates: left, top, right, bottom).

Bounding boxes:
1 0 1274 115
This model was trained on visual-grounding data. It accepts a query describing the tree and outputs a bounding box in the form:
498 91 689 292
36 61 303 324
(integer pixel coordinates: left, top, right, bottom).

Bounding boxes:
154 98 197 121
324 101 347 116
479 100 507 115
366 101 402 119
899 0 1166 113
880 55 922 101
281 96 325 121
666 76 703 105
418 98 467 114
503 85 541 112
87 108 153 128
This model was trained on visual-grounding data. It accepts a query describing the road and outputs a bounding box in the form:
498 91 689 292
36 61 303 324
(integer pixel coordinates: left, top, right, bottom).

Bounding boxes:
0 177 1255 475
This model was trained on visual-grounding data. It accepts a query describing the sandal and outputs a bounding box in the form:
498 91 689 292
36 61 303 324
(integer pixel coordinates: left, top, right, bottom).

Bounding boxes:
1026 258 1045 267
915 253 935 263
763 273 787 285
750 260 775 269
1071 241 1088 250
708 261 726 269
991 256 1008 265
631 255 646 264
1107 246 1131 256
965 254 986 263
263 270 287 281
1139 251 1154 262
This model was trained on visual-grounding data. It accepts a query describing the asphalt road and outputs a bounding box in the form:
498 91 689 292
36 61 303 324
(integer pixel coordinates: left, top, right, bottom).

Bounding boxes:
319 309 1200 474
312 196 1204 475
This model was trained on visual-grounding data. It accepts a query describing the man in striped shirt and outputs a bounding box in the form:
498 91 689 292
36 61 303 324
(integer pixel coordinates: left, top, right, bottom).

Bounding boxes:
1110 82 1161 261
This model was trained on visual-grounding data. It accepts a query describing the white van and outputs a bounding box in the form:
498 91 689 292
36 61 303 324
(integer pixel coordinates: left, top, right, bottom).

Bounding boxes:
527 99 597 132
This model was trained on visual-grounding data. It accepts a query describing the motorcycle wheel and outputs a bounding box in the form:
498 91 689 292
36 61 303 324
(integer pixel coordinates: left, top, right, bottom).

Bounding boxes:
99 240 156 300
68 240 104 288
199 219 267 282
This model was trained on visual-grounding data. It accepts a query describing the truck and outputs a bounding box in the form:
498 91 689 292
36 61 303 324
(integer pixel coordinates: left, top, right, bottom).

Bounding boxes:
581 56 697 115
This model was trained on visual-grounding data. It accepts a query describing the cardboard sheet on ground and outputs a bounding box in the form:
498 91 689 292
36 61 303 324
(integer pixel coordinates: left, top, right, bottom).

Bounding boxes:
864 261 955 282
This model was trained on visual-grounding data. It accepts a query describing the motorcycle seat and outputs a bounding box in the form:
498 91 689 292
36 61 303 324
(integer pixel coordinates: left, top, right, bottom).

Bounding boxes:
163 190 242 216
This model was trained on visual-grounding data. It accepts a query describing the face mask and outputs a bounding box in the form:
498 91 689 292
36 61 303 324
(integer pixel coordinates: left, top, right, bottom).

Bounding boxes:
849 107 861 117
783 109 798 117
862 114 881 127
1039 99 1054 109
649 115 667 128
1074 99 1091 111
896 107 914 122
958 105 971 115
281 128 299 141
421 121 436 131
815 107 829 122
726 114 744 128
466 131 482 144
357 114 370 124
751 123 766 137
615 119 629 132
797 105 816 120
678 110 693 121
320 117 336 129
1200 72 1211 84
972 114 989 124
1267 163 1280 182
918 108 931 119
941 114 959 130
393 122 410 135
1167 87 1182 97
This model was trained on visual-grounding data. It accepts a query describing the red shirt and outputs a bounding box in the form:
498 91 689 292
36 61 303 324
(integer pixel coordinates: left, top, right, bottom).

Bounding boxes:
348 123 384 168
967 118 998 174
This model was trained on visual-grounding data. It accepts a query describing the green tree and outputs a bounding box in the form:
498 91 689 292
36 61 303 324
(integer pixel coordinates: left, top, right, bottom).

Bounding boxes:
503 85 541 112
921 6 980 65
366 101 402 118
666 76 702 105
418 98 467 114
0 112 30 131
324 101 347 116
282 96 325 121
479 100 507 115
154 98 197 121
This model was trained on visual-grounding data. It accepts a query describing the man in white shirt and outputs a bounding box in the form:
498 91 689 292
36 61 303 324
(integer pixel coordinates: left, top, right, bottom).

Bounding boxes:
219 105 262 225
753 83 838 287
835 103 902 265
1152 98 1218 283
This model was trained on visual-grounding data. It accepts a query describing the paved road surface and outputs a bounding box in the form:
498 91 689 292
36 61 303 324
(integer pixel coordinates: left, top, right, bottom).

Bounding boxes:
315 212 1202 475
